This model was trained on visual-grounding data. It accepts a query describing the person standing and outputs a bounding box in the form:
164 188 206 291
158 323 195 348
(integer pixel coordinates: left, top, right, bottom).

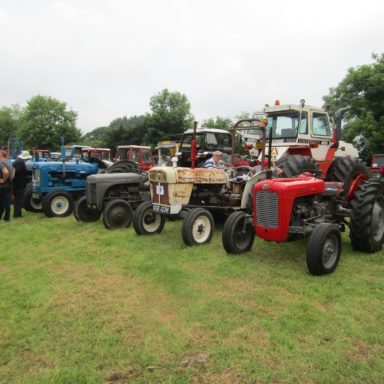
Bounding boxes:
12 150 31 218
0 149 14 222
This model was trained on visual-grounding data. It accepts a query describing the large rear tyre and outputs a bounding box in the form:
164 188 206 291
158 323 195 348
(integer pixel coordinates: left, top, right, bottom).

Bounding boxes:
102 199 133 229
23 185 42 212
349 180 384 252
42 190 74 218
74 195 101 222
326 157 360 182
222 211 255 254
276 155 318 177
326 157 369 201
306 223 341 276
181 208 214 246
133 201 165 235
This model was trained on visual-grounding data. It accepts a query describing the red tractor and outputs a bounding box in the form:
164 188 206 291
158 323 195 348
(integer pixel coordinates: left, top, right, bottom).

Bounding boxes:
222 167 384 275
370 154 384 180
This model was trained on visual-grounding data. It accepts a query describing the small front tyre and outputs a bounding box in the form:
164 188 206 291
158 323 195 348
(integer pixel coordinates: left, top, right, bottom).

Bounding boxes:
23 185 42 212
306 223 341 276
181 208 214 246
222 211 255 254
133 201 165 235
42 190 74 218
74 195 102 222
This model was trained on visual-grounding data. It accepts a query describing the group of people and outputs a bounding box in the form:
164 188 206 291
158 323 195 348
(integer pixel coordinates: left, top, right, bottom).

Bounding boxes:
0 149 31 222
204 151 249 169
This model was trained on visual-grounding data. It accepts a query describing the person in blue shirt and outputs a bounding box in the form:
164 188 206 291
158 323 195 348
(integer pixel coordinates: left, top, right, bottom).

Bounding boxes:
204 151 225 169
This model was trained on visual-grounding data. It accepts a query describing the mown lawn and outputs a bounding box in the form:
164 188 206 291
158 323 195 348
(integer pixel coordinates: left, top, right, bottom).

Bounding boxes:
0 212 383 383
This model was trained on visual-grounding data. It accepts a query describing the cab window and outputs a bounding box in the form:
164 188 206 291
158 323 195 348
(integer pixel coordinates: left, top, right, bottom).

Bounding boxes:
312 113 330 136
142 149 152 162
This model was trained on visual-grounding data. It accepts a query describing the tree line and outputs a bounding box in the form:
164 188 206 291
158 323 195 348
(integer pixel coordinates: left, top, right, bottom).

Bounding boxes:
1 53 383 162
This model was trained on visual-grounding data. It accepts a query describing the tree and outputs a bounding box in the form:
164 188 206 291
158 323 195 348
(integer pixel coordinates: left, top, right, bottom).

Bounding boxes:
103 115 147 150
0 105 22 147
82 126 108 147
201 116 233 130
144 89 193 145
323 53 384 161
18 95 81 149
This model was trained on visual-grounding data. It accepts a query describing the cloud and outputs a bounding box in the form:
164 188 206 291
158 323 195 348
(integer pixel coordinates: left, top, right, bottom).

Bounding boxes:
0 0 383 132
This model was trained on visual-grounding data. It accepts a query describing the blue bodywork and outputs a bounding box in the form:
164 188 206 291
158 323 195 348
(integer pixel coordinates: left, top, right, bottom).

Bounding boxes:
32 160 100 197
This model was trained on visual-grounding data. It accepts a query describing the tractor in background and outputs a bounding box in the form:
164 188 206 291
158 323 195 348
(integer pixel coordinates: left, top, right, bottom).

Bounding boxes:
115 145 155 171
370 154 384 180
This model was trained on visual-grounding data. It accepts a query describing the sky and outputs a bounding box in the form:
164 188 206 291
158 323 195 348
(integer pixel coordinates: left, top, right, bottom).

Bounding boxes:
0 0 383 134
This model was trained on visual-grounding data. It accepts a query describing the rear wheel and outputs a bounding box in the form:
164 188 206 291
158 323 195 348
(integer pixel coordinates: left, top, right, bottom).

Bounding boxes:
222 211 255 254
326 158 369 201
306 223 341 275
74 195 101 222
350 180 384 252
23 185 42 212
102 199 133 229
42 190 74 217
276 155 318 177
181 208 214 246
133 201 165 235
326 157 360 182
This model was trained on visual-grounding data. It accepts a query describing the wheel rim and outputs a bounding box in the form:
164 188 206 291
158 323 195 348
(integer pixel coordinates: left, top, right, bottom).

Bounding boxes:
30 197 42 210
371 195 384 242
143 210 162 232
322 233 339 269
51 196 69 215
107 204 129 228
191 215 211 244
234 219 253 250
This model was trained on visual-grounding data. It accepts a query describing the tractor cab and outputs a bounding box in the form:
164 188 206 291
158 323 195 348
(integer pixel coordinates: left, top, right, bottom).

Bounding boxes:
81 147 111 162
261 100 359 177
370 154 384 179
115 145 154 171
32 149 50 162
177 127 233 167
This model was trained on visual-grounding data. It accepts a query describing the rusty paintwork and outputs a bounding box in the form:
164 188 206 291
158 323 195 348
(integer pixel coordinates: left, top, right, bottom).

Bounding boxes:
149 167 227 206
149 166 227 184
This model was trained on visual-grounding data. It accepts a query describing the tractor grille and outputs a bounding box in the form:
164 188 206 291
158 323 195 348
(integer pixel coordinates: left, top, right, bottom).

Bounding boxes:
256 191 279 228
87 183 97 204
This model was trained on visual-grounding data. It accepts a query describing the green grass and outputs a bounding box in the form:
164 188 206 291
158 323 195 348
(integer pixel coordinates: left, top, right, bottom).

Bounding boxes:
0 212 383 383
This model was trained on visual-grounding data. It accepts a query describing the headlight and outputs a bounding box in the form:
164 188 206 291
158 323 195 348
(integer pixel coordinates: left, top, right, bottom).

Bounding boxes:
33 169 40 186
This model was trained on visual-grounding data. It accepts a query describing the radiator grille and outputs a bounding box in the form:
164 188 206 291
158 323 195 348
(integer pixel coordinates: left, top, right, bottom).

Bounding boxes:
87 184 97 204
256 191 279 228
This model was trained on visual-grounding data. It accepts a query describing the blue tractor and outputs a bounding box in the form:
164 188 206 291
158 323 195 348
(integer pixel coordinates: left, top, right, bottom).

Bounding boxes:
24 158 136 217
24 158 112 217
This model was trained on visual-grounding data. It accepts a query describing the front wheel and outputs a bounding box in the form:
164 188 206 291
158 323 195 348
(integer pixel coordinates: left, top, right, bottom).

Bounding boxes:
74 195 101 222
222 211 255 254
23 185 42 212
306 223 341 276
181 208 214 246
133 201 165 235
42 190 74 217
102 199 133 230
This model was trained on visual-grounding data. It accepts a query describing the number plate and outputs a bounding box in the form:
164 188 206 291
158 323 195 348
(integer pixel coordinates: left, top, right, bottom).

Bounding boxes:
152 204 170 214
32 193 40 199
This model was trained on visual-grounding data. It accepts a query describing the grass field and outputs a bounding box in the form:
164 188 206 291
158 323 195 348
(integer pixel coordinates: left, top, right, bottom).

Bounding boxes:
0 211 383 383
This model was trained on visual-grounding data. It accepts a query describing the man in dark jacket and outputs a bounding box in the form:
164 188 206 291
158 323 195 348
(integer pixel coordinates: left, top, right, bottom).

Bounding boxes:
12 150 31 218
0 149 14 221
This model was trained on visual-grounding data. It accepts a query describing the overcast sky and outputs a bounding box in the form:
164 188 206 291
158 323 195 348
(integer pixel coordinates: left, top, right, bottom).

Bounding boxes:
1 0 383 133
